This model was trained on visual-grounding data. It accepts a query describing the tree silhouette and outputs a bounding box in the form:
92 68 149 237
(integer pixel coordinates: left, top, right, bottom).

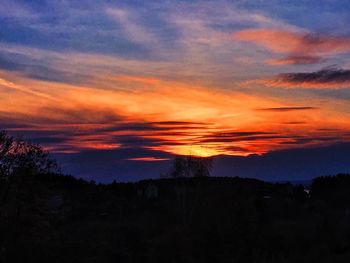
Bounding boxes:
0 131 60 256
169 155 213 178
0 130 58 179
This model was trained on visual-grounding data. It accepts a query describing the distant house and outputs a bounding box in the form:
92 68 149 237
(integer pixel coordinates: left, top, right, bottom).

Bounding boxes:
304 189 310 195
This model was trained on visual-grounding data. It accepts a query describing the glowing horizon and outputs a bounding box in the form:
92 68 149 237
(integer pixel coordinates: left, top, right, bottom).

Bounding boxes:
2 69 350 159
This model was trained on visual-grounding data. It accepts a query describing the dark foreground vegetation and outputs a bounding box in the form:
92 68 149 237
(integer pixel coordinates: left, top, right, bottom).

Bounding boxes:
2 131 350 262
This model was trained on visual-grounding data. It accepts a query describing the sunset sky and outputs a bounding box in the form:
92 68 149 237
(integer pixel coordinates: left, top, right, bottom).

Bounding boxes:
1 0 350 182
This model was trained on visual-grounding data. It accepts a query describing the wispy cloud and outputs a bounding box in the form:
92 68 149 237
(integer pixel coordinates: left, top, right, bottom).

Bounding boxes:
112 75 160 85
0 0 37 20
106 7 158 45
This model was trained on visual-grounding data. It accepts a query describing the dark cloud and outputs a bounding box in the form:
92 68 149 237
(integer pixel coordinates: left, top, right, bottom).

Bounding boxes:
279 136 341 145
283 121 307 125
256 107 318 112
196 131 280 144
279 68 350 83
1 114 209 156
150 121 209 126
274 68 350 88
196 129 350 150
203 131 275 137
201 135 290 144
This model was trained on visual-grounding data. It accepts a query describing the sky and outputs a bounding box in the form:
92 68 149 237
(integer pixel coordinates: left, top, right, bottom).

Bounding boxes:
1 0 350 182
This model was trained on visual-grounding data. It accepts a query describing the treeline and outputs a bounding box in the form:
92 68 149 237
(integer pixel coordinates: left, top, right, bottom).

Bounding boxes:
2 131 350 262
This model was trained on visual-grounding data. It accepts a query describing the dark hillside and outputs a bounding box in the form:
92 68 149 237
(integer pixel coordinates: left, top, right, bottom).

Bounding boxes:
2 173 350 262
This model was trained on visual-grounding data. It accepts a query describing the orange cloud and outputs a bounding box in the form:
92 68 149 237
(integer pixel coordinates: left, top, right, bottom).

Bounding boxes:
267 55 323 65
234 29 350 65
